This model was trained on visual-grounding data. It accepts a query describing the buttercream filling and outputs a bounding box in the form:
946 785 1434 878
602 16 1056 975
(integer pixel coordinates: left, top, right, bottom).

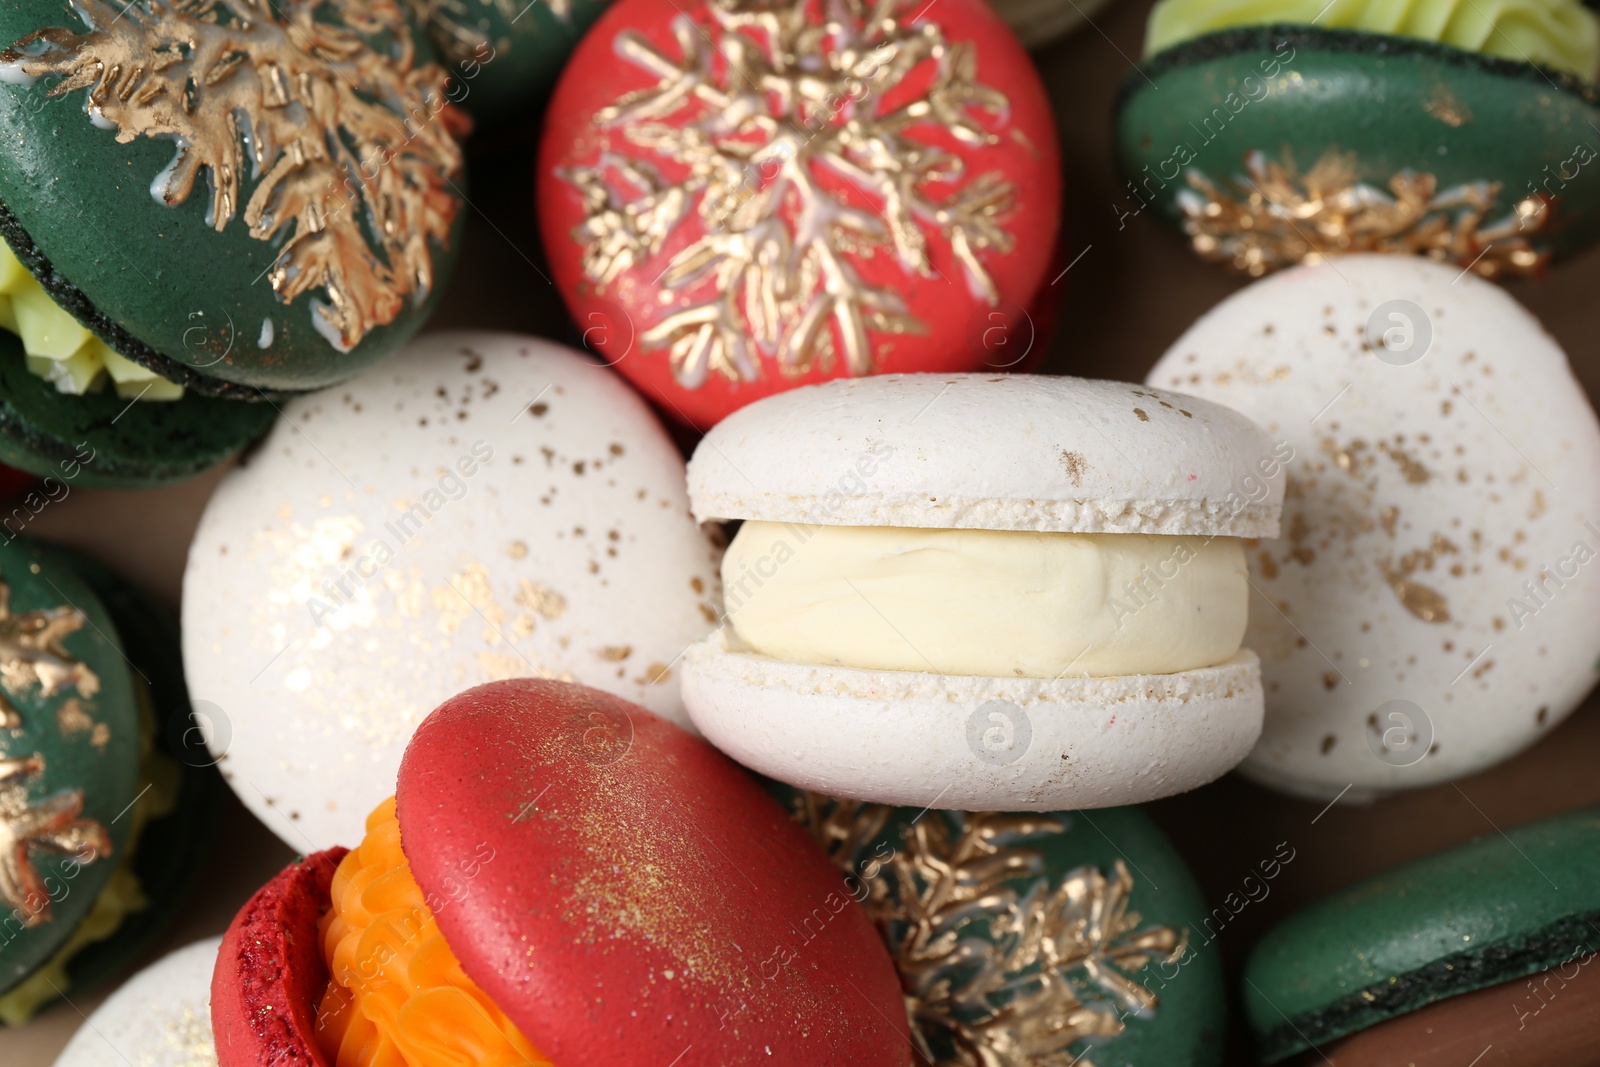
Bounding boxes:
720 522 1249 678
0 679 181 1026
315 798 550 1067
1145 0 1600 79
0 242 181 401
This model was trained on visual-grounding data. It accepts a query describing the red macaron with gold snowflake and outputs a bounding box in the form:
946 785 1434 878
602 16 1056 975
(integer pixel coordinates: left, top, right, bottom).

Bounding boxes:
210 679 912 1067
537 0 1062 429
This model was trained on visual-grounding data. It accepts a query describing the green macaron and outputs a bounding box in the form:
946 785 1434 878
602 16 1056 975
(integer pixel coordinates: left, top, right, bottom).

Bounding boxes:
0 0 467 412
410 0 610 127
0 537 218 1025
780 790 1227 1066
1115 0 1600 279
1243 806 1600 1064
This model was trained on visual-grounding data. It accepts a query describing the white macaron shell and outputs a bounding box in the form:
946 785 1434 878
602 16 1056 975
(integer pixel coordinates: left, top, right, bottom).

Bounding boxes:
53 938 220 1067
688 373 1284 537
682 630 1263 809
1148 255 1600 800
183 333 721 850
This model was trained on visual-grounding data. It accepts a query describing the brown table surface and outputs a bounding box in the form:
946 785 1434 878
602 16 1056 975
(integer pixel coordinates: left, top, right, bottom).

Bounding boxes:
7 0 1600 1062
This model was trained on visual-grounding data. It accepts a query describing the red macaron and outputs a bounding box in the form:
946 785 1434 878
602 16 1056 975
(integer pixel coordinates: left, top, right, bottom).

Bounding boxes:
537 0 1062 429
211 679 912 1066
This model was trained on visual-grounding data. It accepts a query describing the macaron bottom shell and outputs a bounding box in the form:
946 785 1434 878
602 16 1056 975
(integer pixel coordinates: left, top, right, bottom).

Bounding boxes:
0 331 277 488
681 629 1265 810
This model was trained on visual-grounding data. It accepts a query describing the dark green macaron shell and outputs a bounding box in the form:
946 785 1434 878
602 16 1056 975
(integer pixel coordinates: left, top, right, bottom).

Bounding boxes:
0 0 467 398
1243 806 1600 1063
419 0 610 127
1115 27 1600 276
0 330 277 489
0 538 137 998
778 790 1227 1067
37 546 221 1019
0 539 218 1018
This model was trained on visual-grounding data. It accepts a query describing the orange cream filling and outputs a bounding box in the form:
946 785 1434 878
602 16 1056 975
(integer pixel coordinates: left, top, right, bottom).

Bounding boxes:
315 798 550 1067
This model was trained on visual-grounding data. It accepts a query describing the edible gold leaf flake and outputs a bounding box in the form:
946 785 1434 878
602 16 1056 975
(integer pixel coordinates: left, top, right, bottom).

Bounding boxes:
0 578 101 732
2 0 464 352
0 755 111 926
561 0 1017 388
1179 149 1548 280
798 796 1184 1067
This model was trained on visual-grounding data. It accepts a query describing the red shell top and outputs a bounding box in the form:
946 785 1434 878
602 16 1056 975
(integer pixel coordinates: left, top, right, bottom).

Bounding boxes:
538 0 1062 430
394 679 913 1066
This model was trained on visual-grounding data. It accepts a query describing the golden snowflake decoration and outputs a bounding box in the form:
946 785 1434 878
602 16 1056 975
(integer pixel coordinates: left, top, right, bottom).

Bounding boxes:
798 796 1185 1067
1 755 111 926
1180 149 1549 280
0 578 100 733
560 0 1018 389
1 0 464 353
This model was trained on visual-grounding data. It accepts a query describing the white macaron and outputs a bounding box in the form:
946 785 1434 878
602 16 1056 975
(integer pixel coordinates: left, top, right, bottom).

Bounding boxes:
680 372 1284 810
52 938 219 1067
183 332 722 851
1148 255 1600 801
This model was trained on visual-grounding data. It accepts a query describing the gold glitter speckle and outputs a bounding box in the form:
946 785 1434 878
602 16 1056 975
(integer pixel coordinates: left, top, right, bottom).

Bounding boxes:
515 580 568 620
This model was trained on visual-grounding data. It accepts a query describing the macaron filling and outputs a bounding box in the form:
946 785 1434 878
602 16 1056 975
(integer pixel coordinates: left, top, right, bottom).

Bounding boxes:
0 243 181 402
314 798 549 1067
721 522 1249 678
1144 0 1600 78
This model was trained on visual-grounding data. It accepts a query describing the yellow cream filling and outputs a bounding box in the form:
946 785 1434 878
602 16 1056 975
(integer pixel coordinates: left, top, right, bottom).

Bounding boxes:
1145 0 1600 79
0 681 181 1025
0 242 181 401
721 522 1249 679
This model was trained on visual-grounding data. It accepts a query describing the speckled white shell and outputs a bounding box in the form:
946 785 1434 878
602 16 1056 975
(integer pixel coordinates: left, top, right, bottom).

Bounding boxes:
183 333 722 851
682 631 1263 809
1148 256 1600 801
690 373 1283 538
52 938 220 1067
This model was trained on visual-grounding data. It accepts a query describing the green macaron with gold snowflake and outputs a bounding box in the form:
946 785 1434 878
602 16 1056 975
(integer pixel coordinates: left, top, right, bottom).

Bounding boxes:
1115 0 1600 279
0 0 469 485
0 537 218 1025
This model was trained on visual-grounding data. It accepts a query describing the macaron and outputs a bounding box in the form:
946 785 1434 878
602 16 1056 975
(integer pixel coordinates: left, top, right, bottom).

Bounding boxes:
51 937 220 1067
182 331 722 852
989 0 1118 49
0 245 277 488
680 372 1286 811
0 0 466 403
1244 805 1600 1065
412 0 609 126
1147 255 1600 801
785 790 1228 1066
0 538 218 1025
1115 0 1600 278
211 679 914 1067
537 0 1061 429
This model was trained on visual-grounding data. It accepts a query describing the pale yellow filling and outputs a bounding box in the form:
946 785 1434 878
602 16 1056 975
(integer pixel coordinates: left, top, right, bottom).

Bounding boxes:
0 243 181 401
721 522 1249 679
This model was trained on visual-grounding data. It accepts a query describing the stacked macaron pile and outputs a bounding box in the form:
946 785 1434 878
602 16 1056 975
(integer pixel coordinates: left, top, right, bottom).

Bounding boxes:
3 0 1600 1066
